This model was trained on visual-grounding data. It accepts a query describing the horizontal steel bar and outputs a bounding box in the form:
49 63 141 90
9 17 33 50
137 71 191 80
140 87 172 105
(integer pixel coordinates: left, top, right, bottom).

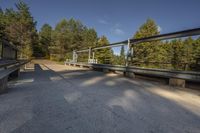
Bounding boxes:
92 43 126 50
0 60 18 68
67 62 200 82
130 28 200 44
76 49 89 53
0 60 30 79
76 42 127 53
75 28 200 52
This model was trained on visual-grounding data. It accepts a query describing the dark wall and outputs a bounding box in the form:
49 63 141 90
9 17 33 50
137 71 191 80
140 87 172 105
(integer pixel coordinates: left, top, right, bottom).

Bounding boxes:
1 40 17 60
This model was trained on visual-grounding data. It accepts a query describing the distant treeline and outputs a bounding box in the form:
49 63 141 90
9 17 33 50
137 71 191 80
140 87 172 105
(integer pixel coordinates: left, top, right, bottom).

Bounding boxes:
0 1 200 70
132 19 200 71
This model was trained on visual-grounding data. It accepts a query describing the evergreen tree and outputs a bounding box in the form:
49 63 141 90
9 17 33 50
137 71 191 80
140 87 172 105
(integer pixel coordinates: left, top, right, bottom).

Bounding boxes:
95 36 112 64
183 37 195 70
0 8 5 39
2 1 199 71
78 28 98 62
132 19 161 67
119 45 125 65
51 19 69 60
37 24 52 58
161 41 173 69
4 8 19 43
193 38 200 59
3 1 38 58
50 18 98 61
170 39 185 70
82 28 97 48
193 37 200 70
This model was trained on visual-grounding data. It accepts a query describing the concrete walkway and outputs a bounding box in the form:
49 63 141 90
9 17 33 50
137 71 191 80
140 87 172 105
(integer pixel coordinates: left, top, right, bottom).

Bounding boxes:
0 60 200 133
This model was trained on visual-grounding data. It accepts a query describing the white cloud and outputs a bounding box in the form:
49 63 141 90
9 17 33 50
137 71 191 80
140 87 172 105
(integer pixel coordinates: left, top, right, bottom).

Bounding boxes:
157 25 162 32
98 19 109 25
113 28 125 35
111 23 125 36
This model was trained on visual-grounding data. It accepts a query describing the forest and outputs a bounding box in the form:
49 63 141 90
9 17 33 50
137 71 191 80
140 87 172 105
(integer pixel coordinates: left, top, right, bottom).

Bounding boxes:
0 1 200 71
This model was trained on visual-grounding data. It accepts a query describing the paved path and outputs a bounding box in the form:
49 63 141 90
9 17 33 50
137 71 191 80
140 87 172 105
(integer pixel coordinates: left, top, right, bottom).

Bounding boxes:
0 60 200 133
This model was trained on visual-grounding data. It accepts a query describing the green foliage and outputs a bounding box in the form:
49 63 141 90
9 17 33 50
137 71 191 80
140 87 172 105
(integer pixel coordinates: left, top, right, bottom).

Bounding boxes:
1 1 37 58
112 46 126 65
0 8 5 39
36 24 52 58
134 19 159 38
194 37 200 59
131 18 200 71
1 2 199 71
95 36 113 64
132 19 160 65
49 18 98 61
119 46 125 65
170 39 184 69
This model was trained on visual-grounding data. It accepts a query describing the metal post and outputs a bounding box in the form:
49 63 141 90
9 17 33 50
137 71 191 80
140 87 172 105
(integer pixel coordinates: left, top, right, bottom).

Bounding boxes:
92 52 95 60
20 45 23 59
73 50 76 63
72 50 74 62
75 53 78 63
130 47 134 65
126 39 130 67
88 47 91 63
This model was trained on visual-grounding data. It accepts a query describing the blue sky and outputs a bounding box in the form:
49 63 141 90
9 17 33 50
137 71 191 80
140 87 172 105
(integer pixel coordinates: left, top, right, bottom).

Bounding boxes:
1 0 200 54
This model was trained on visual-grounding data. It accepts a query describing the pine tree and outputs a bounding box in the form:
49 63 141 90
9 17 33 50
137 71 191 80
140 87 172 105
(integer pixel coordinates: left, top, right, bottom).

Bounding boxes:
82 28 97 48
193 37 200 70
78 28 98 62
119 45 125 65
183 37 195 70
95 36 112 64
132 19 161 67
0 8 5 39
170 39 185 70
3 1 38 58
50 18 98 61
51 19 69 61
37 24 52 58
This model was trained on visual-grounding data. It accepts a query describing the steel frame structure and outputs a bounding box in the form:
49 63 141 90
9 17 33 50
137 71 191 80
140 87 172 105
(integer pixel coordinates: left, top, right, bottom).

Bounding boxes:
71 28 200 65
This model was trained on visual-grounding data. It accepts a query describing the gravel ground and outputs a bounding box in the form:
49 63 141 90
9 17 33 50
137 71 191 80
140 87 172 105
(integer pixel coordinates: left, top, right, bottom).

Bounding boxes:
0 60 200 133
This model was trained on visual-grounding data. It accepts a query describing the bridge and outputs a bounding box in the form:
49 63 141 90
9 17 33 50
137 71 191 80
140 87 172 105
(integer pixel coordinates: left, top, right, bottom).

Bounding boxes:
0 59 200 133
0 29 200 133
66 28 200 88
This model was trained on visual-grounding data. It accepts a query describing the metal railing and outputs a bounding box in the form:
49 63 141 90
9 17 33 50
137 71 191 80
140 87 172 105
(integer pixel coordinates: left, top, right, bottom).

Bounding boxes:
65 28 200 82
65 62 200 82
71 28 200 65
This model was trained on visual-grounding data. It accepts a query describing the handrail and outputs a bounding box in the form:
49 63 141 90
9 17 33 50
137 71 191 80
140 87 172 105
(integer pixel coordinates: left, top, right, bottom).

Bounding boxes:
66 62 200 82
76 28 200 52
130 28 200 44
0 60 18 68
0 59 30 69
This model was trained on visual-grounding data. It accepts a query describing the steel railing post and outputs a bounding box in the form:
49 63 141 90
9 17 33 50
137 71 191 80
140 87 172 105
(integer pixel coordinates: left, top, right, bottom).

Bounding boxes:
92 52 95 60
73 50 77 63
126 39 130 67
88 47 91 63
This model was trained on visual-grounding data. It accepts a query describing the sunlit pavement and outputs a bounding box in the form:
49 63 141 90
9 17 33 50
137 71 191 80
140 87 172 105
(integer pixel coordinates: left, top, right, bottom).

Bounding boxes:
0 60 200 133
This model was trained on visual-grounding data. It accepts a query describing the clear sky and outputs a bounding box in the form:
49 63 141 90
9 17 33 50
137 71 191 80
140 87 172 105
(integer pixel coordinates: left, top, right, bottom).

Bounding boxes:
1 0 200 54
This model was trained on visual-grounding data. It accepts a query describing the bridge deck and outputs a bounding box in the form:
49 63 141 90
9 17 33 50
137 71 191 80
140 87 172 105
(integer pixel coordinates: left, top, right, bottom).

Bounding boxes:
0 60 200 133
